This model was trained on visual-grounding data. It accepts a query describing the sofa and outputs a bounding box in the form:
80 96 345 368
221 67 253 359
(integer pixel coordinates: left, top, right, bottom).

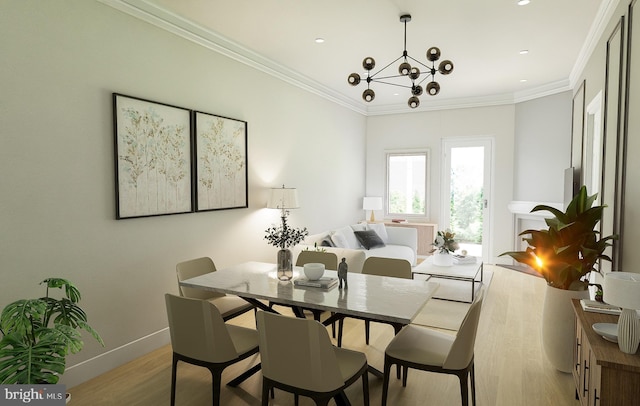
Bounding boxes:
292 222 418 274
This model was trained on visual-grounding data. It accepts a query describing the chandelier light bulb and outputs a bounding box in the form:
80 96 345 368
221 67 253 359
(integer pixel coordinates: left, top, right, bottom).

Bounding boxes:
438 60 454 75
426 81 440 96
362 57 375 71
409 67 421 80
426 47 441 62
348 73 361 86
411 85 423 96
398 62 411 76
362 89 375 102
408 96 420 108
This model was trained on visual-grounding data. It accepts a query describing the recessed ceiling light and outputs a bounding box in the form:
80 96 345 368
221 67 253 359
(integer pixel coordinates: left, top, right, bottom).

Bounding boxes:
315 38 325 43
520 79 528 83
517 0 530 5
519 50 529 55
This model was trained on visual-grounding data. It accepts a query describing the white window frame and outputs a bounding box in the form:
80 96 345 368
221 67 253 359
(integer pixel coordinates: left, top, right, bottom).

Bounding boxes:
384 149 430 220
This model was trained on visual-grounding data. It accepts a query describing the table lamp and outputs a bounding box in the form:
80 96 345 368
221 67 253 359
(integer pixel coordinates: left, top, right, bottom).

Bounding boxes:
603 272 640 354
267 185 300 218
363 196 382 222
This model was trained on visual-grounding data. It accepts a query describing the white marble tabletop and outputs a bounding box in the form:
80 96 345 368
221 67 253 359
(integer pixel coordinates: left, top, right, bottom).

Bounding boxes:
180 261 440 325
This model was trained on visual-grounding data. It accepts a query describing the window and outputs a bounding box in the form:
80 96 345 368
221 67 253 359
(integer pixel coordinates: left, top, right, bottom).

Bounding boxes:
385 150 429 218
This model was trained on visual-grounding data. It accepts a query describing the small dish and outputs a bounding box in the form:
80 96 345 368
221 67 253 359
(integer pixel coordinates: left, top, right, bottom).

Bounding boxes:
592 322 618 343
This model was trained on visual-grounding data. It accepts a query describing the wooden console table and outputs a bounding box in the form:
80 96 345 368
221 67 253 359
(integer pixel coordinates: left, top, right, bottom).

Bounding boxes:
384 222 437 256
572 299 640 406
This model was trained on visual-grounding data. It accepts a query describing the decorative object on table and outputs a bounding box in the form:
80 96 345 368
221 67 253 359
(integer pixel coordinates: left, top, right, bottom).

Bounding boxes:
362 196 383 222
430 229 459 267
293 276 339 289
113 93 193 219
194 110 248 212
500 186 617 372
603 272 640 354
265 185 308 281
347 14 454 109
303 263 325 281
0 278 104 384
338 257 348 289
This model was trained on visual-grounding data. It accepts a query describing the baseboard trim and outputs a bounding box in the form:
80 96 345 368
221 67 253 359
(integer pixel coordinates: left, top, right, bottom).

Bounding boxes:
61 328 170 389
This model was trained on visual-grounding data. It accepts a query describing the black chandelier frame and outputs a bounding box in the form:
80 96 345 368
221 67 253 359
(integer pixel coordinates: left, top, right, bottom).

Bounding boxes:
347 14 454 109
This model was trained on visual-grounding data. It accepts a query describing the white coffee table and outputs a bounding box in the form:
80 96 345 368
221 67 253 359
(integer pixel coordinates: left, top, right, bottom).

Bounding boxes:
413 256 483 303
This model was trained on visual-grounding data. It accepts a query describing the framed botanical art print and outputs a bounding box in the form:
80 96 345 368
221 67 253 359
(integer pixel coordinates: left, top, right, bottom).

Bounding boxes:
113 93 193 219
194 111 248 211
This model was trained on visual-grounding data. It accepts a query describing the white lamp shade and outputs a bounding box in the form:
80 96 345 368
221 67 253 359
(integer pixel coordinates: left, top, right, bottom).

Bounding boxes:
267 187 299 209
363 196 383 211
604 272 640 310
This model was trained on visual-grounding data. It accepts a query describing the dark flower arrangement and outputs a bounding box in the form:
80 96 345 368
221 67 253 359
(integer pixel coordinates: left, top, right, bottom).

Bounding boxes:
264 215 308 249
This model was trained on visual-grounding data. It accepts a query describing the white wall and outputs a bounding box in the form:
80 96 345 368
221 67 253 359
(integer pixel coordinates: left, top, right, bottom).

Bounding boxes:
365 105 516 264
0 0 366 387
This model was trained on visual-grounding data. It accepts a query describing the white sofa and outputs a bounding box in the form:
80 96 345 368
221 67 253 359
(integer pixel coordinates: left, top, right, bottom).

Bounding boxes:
292 223 418 274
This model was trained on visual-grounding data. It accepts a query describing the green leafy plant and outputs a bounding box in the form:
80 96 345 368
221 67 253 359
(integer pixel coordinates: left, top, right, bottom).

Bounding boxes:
501 186 617 290
0 278 104 384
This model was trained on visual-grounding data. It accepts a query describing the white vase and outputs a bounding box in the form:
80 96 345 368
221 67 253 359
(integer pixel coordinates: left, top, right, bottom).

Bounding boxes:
541 284 589 373
432 251 453 266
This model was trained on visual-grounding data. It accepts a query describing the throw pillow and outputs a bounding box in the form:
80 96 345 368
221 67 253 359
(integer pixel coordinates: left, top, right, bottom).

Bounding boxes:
354 229 386 250
320 237 335 247
367 223 389 243
330 230 349 248
337 225 361 249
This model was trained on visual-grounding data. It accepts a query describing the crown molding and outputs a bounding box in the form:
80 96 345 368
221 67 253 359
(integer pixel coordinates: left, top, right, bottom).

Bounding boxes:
98 0 367 115
569 0 620 89
99 0 614 117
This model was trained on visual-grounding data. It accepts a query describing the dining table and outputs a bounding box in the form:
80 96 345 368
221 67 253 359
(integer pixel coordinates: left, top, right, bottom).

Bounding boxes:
179 261 439 391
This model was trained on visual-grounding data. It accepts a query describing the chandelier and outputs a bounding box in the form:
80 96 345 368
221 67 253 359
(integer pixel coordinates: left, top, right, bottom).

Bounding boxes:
347 14 454 109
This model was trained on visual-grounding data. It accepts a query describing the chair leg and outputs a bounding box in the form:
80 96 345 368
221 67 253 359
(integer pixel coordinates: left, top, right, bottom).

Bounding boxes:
470 363 476 406
261 379 270 406
458 371 469 406
362 368 370 406
210 370 223 406
170 354 178 406
294 393 299 406
381 357 392 406
402 365 408 387
331 312 336 338
364 320 370 345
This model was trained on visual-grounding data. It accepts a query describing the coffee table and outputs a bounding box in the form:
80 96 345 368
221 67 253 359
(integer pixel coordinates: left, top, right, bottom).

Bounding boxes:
412 257 483 303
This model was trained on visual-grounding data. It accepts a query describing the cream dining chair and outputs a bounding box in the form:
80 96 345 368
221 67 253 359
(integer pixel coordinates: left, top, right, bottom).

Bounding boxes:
256 310 370 406
337 256 413 347
176 257 254 321
164 294 261 406
381 289 485 406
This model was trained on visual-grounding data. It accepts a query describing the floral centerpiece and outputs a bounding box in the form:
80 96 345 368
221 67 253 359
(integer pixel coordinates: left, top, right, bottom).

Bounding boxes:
430 229 459 266
430 229 459 254
264 215 308 280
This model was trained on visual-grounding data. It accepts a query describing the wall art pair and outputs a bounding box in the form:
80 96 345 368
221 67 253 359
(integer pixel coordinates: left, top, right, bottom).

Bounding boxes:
113 93 247 219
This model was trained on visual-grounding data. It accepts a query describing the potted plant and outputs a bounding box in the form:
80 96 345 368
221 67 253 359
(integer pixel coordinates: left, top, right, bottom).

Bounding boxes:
264 215 308 281
430 229 460 266
501 186 616 372
0 278 104 387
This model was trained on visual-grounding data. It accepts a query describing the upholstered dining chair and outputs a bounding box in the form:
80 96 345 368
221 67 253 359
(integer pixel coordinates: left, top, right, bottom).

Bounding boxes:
381 289 485 406
176 257 254 321
295 250 339 270
256 310 369 406
337 256 413 347
164 294 261 406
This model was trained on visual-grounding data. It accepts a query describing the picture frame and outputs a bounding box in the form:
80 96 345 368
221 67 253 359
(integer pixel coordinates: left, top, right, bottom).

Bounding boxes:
113 93 193 219
194 111 248 211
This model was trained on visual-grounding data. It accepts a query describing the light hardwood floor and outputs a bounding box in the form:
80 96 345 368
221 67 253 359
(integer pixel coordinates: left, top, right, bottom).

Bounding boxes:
69 265 579 405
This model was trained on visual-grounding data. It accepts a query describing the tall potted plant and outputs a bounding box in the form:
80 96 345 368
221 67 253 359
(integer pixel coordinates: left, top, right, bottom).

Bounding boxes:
501 186 616 372
0 278 104 386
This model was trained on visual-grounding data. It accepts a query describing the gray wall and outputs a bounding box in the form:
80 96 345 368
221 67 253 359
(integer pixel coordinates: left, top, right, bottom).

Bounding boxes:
0 0 366 387
514 92 573 203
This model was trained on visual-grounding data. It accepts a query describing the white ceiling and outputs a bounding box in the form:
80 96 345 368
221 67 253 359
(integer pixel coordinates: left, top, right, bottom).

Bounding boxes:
111 0 612 115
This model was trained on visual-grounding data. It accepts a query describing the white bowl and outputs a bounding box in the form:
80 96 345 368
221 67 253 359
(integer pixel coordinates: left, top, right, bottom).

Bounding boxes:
303 263 325 280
